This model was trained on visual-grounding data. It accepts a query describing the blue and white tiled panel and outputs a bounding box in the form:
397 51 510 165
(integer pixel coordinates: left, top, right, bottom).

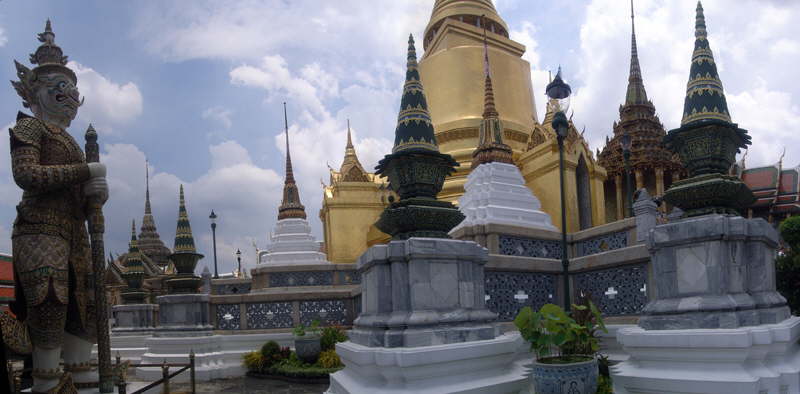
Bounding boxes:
299 299 349 327
246 302 294 329
484 271 557 321
573 263 648 315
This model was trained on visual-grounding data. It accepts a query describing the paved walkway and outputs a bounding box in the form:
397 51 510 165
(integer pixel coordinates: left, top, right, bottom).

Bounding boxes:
167 376 329 394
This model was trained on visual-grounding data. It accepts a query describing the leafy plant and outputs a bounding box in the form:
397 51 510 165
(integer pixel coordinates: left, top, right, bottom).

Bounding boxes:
514 300 607 363
293 320 322 337
317 349 343 368
320 326 348 351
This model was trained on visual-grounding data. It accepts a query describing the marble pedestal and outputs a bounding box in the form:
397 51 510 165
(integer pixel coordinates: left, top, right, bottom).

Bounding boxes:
450 162 556 233
328 238 529 393
613 316 800 394
348 238 497 347
639 214 789 330
328 332 531 394
112 304 158 336
154 294 212 336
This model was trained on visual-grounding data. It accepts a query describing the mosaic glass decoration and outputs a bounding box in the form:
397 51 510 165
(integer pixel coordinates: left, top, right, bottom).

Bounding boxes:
498 235 562 259
270 271 334 287
576 231 628 257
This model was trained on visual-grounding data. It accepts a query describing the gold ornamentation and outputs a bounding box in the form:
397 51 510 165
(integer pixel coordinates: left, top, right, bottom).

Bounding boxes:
0 311 32 355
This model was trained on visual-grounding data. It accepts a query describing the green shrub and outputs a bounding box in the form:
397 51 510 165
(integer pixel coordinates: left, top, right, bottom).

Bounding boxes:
293 320 321 337
317 349 343 368
242 351 265 372
597 374 614 394
260 340 291 368
320 326 348 351
778 216 800 315
780 216 800 250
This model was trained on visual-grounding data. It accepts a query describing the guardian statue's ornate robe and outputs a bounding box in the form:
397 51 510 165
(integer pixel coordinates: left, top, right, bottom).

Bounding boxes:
9 111 96 348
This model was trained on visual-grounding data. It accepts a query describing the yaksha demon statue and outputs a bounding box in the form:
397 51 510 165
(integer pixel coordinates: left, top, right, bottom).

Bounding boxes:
8 20 108 393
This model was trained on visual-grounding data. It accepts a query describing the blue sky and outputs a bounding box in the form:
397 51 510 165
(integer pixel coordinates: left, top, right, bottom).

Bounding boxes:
1 0 798 275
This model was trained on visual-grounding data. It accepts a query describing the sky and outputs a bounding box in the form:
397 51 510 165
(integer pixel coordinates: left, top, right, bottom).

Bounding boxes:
0 0 798 275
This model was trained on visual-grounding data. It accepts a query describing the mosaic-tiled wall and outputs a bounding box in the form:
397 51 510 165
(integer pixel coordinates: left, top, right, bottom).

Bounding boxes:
270 271 334 287
215 304 241 330
485 271 557 321
575 231 628 257
573 263 648 315
299 300 349 326
246 302 294 329
498 235 562 259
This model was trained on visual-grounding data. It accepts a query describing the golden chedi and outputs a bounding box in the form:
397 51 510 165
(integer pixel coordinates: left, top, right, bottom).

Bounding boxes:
419 0 536 202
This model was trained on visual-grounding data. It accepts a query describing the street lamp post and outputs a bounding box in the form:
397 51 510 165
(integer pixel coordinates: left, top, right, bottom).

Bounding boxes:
546 67 573 312
210 210 219 279
236 249 242 278
620 132 634 218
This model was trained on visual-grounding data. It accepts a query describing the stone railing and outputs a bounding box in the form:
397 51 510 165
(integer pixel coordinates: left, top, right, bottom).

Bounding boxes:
452 217 652 320
211 286 360 331
210 263 361 331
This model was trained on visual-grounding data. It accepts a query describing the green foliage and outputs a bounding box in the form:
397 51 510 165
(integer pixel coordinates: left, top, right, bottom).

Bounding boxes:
242 351 265 371
317 349 343 368
259 340 291 368
597 375 614 394
514 300 607 362
778 216 800 315
780 216 800 249
293 320 321 337
320 326 348 351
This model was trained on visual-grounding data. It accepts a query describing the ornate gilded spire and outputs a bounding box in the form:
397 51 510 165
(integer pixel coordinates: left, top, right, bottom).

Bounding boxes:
278 103 307 220
680 1 731 126
472 15 512 168
138 159 171 268
392 35 439 153
28 19 74 81
173 185 197 253
339 119 369 182
625 0 649 106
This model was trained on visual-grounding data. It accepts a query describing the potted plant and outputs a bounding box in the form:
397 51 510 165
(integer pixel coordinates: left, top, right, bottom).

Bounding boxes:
514 298 607 394
293 320 322 364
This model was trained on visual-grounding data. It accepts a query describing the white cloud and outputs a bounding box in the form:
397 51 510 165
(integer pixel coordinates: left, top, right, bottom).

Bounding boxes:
100 141 282 275
0 225 9 254
202 106 233 129
69 61 143 134
0 27 7 47
571 0 800 167
510 20 549 122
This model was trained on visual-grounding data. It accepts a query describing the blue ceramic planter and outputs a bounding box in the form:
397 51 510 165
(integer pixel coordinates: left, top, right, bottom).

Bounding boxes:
294 335 321 364
531 356 598 394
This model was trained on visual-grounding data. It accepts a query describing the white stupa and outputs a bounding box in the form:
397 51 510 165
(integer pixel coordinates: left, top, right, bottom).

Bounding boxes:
450 37 556 234
261 105 327 266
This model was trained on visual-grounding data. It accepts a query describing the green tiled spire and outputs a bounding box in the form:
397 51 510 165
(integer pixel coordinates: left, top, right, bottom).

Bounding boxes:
122 219 145 291
392 34 438 153
680 1 731 126
173 184 197 253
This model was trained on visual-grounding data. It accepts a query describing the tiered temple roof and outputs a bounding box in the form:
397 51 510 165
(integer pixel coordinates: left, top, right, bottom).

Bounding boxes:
597 0 682 179
138 162 171 268
337 120 370 182
739 157 800 219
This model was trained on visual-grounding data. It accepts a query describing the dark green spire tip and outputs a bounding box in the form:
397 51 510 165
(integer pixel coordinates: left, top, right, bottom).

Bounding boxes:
392 33 438 153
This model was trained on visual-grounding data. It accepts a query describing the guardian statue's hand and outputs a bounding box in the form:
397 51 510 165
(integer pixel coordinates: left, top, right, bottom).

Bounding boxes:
83 177 108 204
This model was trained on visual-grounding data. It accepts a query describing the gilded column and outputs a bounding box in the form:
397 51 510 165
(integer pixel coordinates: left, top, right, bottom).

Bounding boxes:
615 175 624 221
635 169 644 190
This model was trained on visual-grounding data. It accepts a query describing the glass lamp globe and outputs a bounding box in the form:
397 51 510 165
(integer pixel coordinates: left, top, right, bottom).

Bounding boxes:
209 210 217 225
545 67 572 114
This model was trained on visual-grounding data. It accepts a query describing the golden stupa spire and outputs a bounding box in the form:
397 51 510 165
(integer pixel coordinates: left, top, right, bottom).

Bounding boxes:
471 14 513 169
339 119 369 182
277 102 307 220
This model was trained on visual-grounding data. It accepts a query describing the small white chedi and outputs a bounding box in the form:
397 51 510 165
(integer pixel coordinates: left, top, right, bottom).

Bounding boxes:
262 218 326 265
452 161 557 232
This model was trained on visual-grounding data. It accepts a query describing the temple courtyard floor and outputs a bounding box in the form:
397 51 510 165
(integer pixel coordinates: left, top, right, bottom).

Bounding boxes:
134 376 329 394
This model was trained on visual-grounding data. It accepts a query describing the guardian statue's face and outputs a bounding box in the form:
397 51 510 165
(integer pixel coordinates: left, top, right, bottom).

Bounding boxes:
33 72 80 127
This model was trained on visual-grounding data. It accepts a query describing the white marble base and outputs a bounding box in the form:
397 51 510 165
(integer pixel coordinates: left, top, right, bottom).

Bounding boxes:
451 162 556 233
262 218 328 265
612 316 800 393
327 332 531 394
135 331 294 382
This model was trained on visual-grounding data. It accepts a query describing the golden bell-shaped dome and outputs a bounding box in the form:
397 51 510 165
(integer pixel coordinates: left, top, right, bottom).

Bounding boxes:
425 0 508 49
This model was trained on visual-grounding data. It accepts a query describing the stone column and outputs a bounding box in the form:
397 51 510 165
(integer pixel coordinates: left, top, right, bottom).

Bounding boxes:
615 175 624 221
633 189 658 244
